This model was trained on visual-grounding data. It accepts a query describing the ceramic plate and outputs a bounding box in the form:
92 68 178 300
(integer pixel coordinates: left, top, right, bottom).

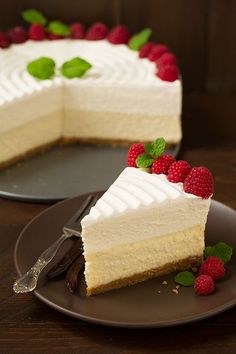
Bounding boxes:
0 143 180 202
14 193 236 328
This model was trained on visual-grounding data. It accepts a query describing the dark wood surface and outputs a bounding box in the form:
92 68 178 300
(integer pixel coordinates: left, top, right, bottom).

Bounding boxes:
1 0 236 93
0 94 236 353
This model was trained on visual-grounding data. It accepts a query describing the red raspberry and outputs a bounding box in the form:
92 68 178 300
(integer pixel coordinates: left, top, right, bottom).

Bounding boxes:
183 166 214 199
156 52 177 68
86 23 108 40
107 25 130 44
29 24 46 41
70 23 85 39
139 42 155 58
148 44 169 61
47 33 64 40
152 154 175 175
167 160 191 183
127 143 145 167
157 65 179 82
8 26 28 44
194 275 215 295
0 32 11 48
200 256 225 280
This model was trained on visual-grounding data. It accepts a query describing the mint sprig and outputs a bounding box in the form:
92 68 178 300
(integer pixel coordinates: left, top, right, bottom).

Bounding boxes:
174 271 195 287
47 21 70 36
27 57 55 80
22 9 47 26
136 137 166 168
128 28 152 51
205 242 233 264
61 57 92 79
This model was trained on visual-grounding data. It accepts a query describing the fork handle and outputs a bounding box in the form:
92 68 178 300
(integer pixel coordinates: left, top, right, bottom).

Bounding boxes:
13 231 72 293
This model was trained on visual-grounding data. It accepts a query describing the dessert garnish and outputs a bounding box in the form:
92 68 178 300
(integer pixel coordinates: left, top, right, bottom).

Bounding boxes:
128 28 152 51
27 56 92 80
8 27 28 44
70 23 85 39
175 242 233 296
139 42 155 58
22 8 47 26
29 24 46 41
47 21 70 37
86 22 108 40
61 57 92 78
127 137 214 198
107 25 130 44
27 57 56 80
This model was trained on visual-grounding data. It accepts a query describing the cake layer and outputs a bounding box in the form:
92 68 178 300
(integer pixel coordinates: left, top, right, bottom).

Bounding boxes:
63 110 181 144
86 225 204 295
0 112 62 166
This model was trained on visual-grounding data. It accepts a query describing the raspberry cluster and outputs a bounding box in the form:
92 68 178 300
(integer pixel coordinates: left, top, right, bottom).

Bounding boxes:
194 256 225 295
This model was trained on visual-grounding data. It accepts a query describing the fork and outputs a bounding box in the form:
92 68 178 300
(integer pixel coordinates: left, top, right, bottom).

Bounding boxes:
13 194 98 294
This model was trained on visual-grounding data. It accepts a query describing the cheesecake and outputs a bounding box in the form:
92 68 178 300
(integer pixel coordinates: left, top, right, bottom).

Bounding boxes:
81 139 214 296
0 18 182 168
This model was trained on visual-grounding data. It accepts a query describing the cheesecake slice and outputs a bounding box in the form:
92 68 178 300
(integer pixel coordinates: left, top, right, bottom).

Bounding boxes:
81 152 213 295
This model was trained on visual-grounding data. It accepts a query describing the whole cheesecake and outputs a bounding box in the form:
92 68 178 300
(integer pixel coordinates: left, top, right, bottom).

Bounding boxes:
0 18 182 168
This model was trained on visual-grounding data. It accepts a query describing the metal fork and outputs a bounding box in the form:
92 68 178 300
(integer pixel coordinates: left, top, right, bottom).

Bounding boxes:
13 194 98 294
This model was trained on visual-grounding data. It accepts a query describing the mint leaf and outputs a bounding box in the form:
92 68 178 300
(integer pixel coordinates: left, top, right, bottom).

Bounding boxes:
61 57 92 79
152 137 166 158
27 57 55 80
174 271 195 287
136 153 154 168
47 21 70 36
22 9 47 26
205 242 233 264
144 143 153 155
128 28 152 51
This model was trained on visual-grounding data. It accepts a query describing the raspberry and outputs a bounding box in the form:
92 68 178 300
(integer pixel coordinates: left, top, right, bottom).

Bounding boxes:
200 256 225 280
86 23 108 40
157 65 179 82
70 23 85 39
47 33 64 40
152 154 175 175
148 44 169 61
127 143 145 167
139 42 155 58
194 275 215 295
183 166 214 199
107 25 130 44
0 32 11 48
8 26 28 44
156 52 177 68
167 160 191 183
29 24 46 41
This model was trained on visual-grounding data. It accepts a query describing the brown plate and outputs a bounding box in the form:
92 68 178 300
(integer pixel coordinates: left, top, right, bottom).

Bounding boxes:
14 193 236 328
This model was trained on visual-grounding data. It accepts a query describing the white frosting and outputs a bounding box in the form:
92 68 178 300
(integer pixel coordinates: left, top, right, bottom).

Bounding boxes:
0 40 181 116
81 167 211 255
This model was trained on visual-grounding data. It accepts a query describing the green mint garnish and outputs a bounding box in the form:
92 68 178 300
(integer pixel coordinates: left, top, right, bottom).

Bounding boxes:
61 57 92 79
151 137 166 158
47 21 70 36
22 9 47 26
135 137 166 168
27 57 55 80
128 28 152 51
136 153 154 168
174 271 195 287
205 242 233 264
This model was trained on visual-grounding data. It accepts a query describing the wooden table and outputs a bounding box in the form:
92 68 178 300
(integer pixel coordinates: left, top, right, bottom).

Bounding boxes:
0 96 236 353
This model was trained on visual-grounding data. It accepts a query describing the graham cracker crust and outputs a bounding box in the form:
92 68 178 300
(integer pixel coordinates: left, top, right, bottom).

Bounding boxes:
0 139 60 169
87 255 202 296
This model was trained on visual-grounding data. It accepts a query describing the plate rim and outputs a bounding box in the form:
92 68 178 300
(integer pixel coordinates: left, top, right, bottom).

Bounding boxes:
14 196 236 328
